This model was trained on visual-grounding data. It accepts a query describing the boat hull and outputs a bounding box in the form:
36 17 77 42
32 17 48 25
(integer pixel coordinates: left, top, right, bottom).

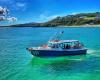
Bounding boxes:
29 49 87 57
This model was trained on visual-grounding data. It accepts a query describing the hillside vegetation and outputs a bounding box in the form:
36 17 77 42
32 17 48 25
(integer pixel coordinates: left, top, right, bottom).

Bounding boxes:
5 12 100 27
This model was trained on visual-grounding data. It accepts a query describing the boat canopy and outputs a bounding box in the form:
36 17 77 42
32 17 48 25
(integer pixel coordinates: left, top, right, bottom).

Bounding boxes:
48 40 83 49
48 40 79 44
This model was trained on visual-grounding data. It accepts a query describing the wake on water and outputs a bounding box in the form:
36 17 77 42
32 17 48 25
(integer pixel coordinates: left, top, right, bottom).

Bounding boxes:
87 49 100 57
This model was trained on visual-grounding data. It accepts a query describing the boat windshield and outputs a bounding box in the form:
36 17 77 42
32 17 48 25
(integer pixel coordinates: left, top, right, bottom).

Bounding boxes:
48 41 84 49
48 43 59 48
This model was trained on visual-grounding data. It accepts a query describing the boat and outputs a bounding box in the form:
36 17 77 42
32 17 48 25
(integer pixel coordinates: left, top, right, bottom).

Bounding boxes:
27 32 87 57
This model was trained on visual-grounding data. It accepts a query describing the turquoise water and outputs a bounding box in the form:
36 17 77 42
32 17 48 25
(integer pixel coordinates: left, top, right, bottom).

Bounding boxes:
0 27 100 80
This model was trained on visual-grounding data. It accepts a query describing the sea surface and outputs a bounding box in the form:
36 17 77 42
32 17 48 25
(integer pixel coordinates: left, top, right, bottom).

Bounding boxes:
0 27 100 80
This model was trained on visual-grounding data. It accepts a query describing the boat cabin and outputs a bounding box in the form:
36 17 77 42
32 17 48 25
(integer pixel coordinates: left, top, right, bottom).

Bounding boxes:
48 40 84 49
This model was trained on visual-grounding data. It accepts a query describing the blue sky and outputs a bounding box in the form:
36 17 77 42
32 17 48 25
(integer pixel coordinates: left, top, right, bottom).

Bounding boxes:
0 0 100 25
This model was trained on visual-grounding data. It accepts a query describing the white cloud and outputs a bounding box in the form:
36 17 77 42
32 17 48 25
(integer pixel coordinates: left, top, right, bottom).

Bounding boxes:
7 17 17 22
0 6 17 22
71 12 77 15
0 0 13 4
11 2 27 11
0 0 27 11
0 6 3 12
0 6 9 15
0 0 11 2
16 2 26 7
0 16 5 21
0 6 3 9
38 14 58 22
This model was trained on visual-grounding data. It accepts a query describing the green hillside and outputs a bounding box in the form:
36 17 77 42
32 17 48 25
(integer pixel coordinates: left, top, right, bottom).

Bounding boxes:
3 12 100 27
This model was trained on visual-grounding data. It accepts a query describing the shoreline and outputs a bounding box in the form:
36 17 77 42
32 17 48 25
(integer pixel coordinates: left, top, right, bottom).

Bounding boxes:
57 24 100 27
0 24 100 28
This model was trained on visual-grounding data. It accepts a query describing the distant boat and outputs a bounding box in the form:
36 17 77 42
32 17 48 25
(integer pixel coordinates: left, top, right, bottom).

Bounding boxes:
27 31 87 57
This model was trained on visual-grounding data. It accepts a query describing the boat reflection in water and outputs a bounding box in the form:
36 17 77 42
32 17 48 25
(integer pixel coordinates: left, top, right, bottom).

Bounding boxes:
30 55 87 63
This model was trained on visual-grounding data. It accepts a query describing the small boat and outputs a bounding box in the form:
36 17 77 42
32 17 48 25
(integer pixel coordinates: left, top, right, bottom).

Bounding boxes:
27 32 87 57
27 39 87 57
